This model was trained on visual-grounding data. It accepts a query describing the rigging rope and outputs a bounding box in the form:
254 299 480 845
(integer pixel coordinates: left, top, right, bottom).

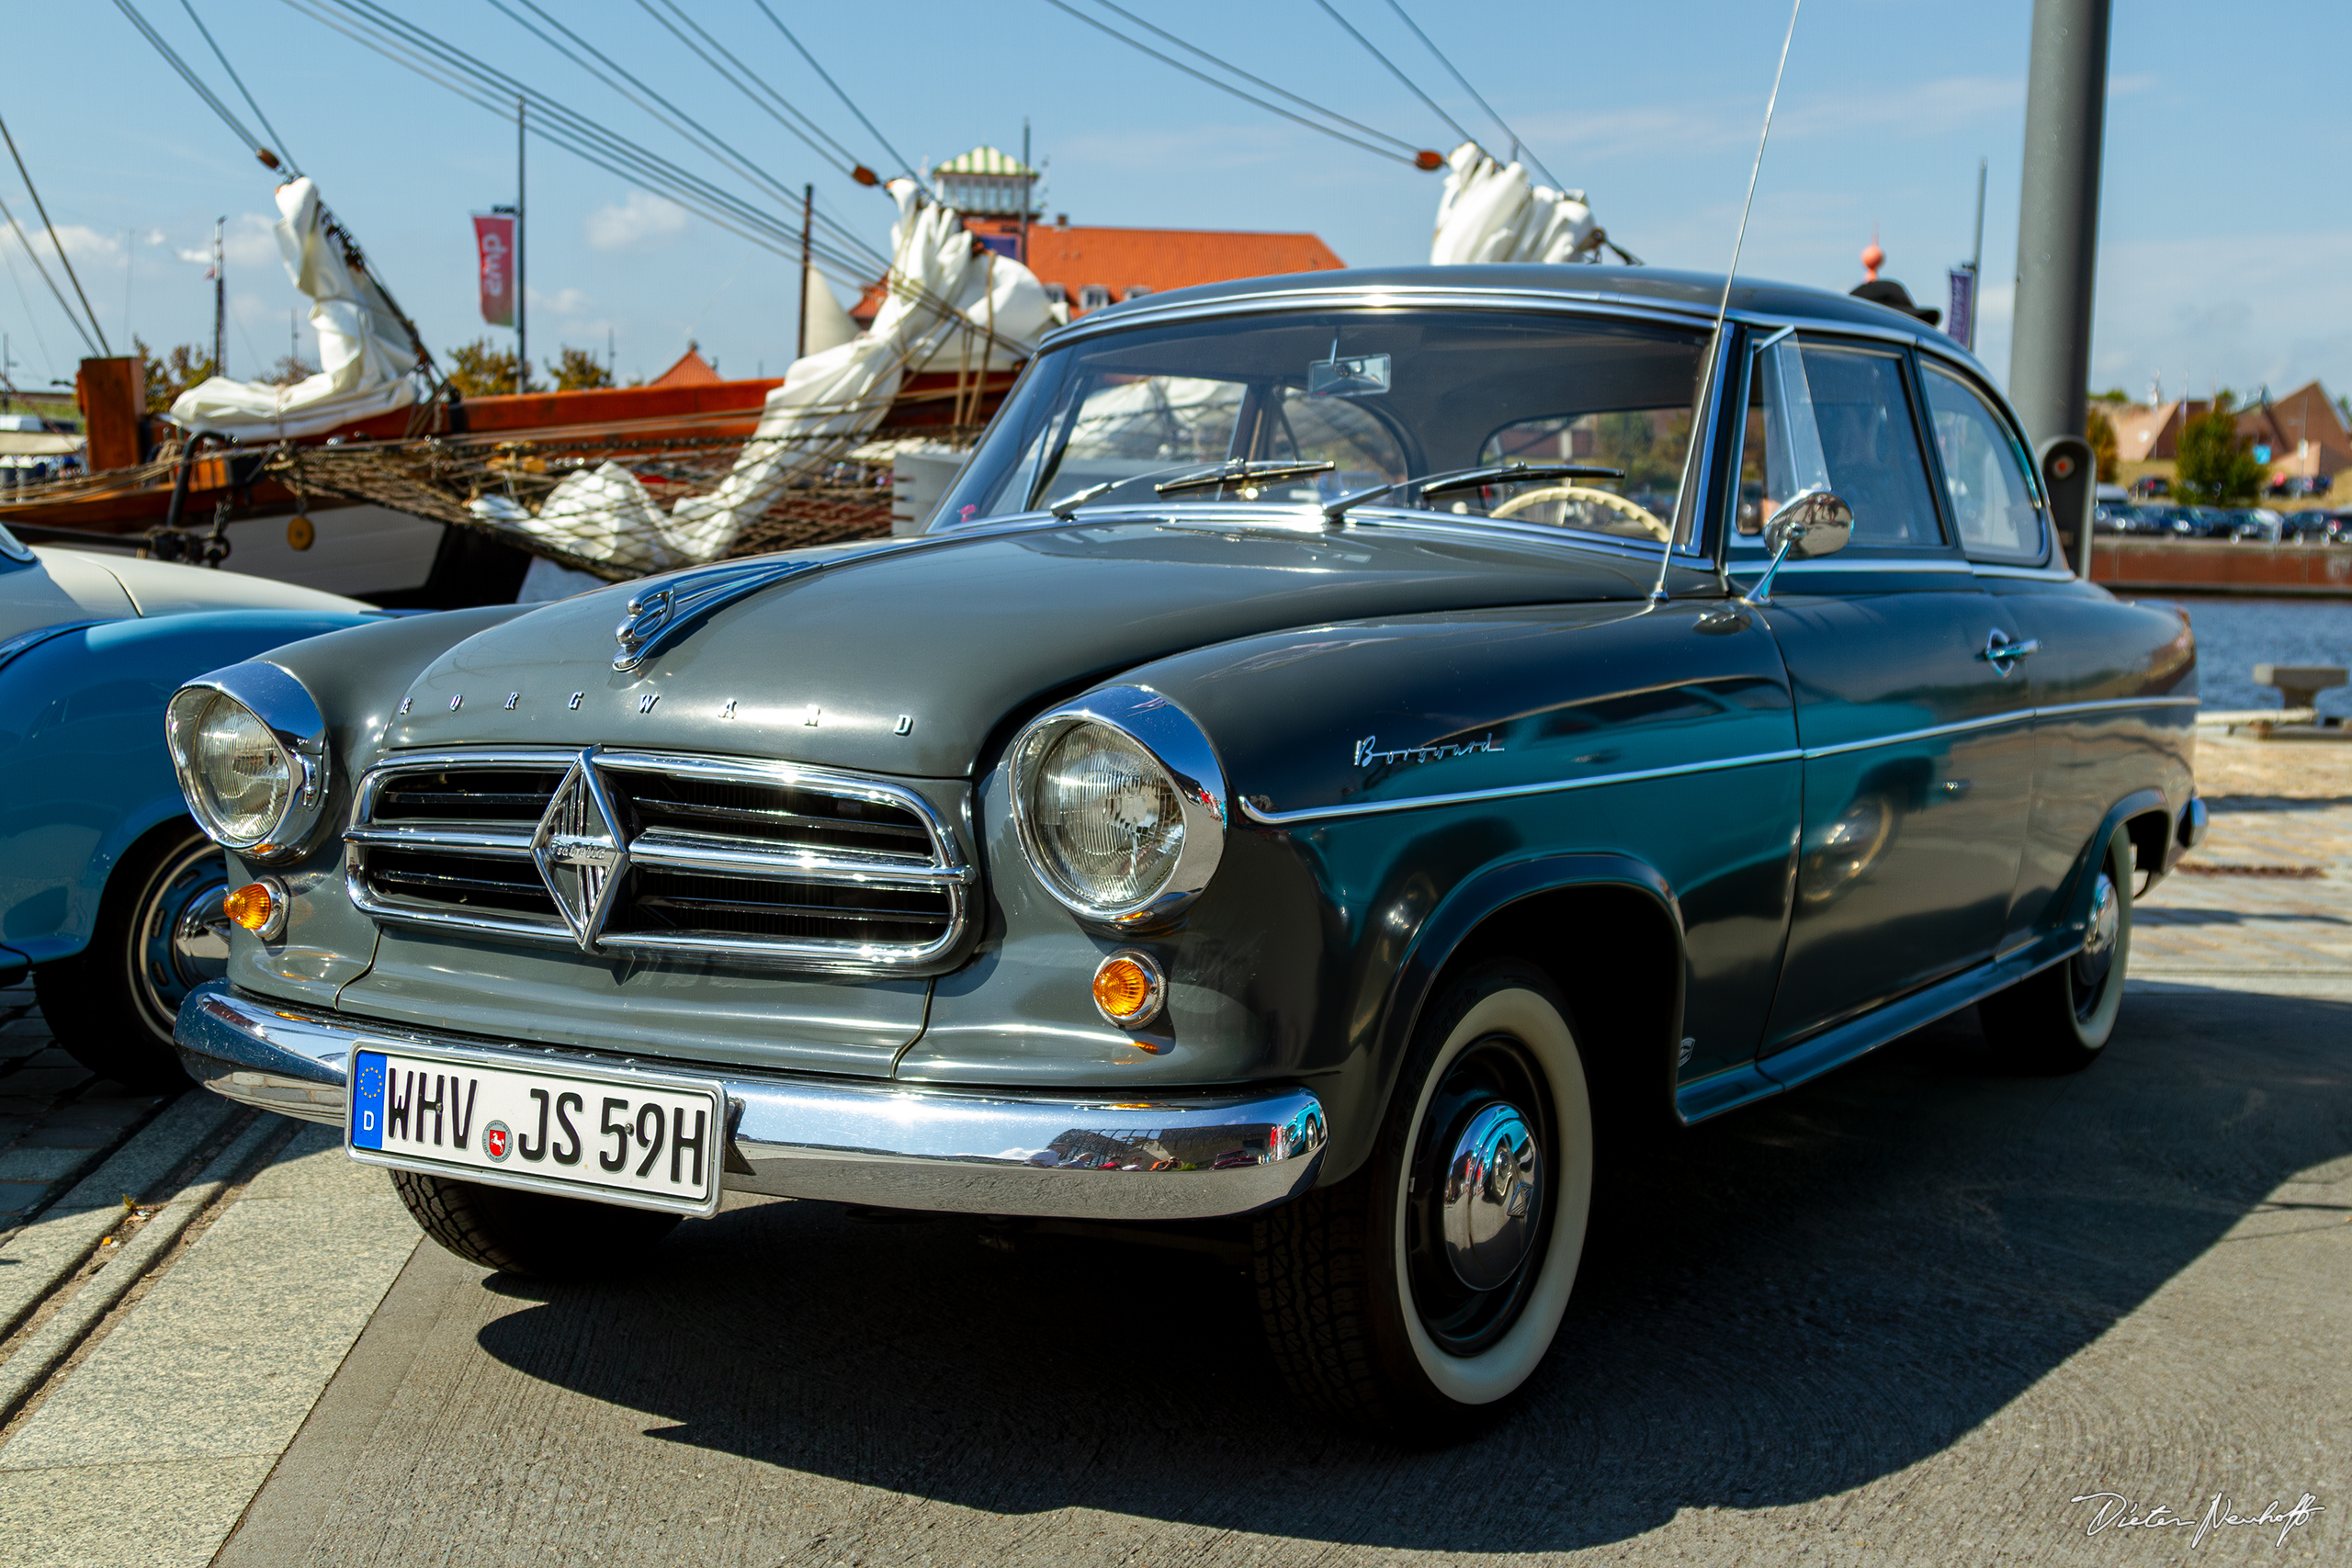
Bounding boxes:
0 186 98 358
746 0 928 191
1305 0 1476 150
637 0 875 183
1039 0 1430 167
0 110 111 356
1376 0 1566 194
176 0 303 175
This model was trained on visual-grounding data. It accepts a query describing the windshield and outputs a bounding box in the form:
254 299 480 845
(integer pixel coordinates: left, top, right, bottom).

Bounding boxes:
934 308 1711 547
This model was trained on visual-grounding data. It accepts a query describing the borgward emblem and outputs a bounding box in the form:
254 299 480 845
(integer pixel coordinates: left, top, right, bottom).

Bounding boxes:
530 750 629 949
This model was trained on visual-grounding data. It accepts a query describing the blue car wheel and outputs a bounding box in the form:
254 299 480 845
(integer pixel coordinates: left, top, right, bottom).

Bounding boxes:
37 819 229 1090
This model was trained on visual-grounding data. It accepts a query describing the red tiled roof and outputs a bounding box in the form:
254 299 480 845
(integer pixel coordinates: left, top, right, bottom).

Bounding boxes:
649 346 721 387
850 223 1344 324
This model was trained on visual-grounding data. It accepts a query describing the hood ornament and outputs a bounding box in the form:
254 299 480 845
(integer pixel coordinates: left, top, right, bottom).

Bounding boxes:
611 559 821 672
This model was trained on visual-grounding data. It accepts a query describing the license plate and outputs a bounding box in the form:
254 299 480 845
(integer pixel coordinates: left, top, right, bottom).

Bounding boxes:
346 1043 727 1217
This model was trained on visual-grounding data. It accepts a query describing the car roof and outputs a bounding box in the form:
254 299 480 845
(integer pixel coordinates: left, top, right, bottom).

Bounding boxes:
1085 263 1946 336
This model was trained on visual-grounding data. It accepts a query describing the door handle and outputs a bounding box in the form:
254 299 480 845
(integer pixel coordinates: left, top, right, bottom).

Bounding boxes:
1978 630 2040 671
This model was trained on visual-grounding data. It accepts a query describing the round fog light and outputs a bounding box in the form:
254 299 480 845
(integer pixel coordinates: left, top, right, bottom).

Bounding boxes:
223 879 288 941
1091 951 1166 1029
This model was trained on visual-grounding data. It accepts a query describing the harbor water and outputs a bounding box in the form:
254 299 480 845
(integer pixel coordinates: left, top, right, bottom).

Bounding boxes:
2120 595 2352 720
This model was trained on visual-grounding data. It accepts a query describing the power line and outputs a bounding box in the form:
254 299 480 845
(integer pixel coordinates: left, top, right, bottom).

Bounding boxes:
177 0 303 175
107 0 264 157
0 110 111 355
1306 0 1475 149
1038 0 1431 167
745 0 925 186
1088 0 1425 156
630 0 873 178
1376 0 1566 193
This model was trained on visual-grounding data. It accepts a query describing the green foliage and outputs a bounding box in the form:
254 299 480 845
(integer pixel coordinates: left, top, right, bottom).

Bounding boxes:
2085 405 2120 483
2174 394 2264 504
134 336 218 414
446 337 543 398
1589 409 1690 491
262 355 318 388
2090 388 2132 403
546 346 615 391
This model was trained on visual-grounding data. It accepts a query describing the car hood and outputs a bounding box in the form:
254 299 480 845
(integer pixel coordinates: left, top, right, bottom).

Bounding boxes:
377 517 1701 776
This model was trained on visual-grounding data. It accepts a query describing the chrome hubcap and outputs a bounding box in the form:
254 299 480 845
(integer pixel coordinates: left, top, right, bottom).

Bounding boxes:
2074 871 2120 993
134 842 232 1032
1440 1101 1544 1291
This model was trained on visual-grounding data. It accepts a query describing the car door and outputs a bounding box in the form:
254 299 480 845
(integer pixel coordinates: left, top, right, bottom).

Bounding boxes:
1920 359 2199 946
1734 334 2036 1050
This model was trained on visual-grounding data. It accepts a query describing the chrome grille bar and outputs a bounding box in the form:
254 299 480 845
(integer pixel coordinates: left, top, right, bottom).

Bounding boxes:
345 746 970 972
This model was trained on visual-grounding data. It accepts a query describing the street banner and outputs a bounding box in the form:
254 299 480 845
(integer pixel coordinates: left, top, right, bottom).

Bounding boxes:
473 214 516 328
1947 267 1976 351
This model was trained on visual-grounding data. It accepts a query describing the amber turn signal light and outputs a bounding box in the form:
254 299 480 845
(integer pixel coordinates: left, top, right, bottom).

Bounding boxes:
1091 951 1166 1030
223 879 287 941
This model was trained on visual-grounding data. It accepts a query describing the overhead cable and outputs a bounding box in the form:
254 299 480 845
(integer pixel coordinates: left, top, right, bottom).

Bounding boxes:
630 0 874 178
1305 0 1476 149
1087 0 1426 157
1039 0 1431 167
0 111 111 355
1377 0 1566 193
746 0 927 188
177 0 303 175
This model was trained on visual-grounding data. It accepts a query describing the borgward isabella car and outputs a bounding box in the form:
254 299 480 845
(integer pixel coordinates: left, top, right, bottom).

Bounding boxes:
168 266 2201 1431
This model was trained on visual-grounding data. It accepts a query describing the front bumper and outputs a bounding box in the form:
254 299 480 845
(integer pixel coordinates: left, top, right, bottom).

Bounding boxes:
175 983 1327 1221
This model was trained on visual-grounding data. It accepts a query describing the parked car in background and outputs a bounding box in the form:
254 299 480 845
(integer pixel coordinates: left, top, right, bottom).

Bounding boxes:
2132 475 2171 499
2267 475 2335 500
168 265 2200 1431
2092 502 2141 534
2229 509 2285 543
2286 510 2352 545
0 525 375 1088
2170 506 2235 538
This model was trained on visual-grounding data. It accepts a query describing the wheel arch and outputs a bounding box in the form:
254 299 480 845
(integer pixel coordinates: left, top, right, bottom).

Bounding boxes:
1330 853 1686 1184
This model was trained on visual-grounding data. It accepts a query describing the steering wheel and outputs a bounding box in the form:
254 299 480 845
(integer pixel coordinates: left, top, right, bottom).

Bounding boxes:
1489 484 1671 542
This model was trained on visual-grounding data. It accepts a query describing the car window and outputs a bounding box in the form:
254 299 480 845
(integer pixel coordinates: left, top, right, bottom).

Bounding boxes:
1921 365 2047 561
1476 410 1689 543
1735 341 1942 549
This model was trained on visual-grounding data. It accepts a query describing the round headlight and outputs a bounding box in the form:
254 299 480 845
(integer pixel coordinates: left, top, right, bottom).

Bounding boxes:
164 666 329 859
1031 723 1187 908
184 693 292 845
1010 687 1228 928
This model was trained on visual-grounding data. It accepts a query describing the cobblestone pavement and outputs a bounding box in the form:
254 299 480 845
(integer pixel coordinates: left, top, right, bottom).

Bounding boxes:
0 983 173 1237
2134 732 2352 986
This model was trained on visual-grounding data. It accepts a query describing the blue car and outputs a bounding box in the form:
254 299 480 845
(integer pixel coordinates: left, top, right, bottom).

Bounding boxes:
0 523 375 1088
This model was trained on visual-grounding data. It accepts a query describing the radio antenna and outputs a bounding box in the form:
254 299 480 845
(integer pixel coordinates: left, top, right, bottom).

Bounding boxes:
1654 0 1804 606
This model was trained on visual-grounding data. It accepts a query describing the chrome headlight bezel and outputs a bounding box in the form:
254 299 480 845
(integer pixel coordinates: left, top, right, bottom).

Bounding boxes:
164 661 332 861
1008 685 1228 930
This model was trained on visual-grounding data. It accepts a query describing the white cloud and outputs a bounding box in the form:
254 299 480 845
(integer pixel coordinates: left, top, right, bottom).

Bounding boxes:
221 213 280 269
584 190 686 252
528 285 593 317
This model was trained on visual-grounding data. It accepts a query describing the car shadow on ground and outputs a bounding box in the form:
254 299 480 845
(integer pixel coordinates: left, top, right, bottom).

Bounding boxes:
472 986 2352 1556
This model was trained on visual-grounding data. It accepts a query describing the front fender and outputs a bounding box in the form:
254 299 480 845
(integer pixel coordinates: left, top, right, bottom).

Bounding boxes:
0 609 374 964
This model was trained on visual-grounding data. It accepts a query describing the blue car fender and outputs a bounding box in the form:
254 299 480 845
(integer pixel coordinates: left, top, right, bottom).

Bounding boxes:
0 607 378 968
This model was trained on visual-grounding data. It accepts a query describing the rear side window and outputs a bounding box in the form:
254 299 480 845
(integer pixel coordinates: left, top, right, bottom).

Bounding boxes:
1921 366 2047 562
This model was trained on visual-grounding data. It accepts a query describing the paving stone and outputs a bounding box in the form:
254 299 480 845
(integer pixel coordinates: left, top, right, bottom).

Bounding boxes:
0 1181 51 1218
0 1070 89 1098
9 1125 118 1150
15 1048 74 1069
30 1100 153 1130
0 1019 53 1038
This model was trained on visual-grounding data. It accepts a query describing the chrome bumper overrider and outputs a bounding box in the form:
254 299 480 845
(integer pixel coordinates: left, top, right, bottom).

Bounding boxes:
174 984 1327 1220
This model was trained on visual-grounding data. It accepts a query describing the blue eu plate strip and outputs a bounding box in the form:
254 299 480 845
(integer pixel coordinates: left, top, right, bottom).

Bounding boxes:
350 1049 387 1149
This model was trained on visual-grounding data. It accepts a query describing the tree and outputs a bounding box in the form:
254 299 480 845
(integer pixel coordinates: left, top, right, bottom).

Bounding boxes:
2174 393 2264 504
547 345 615 391
135 337 218 414
445 337 543 397
2085 405 2120 483
261 355 318 388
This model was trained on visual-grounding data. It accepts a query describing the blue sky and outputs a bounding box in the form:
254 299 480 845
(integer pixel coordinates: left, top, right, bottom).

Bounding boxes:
5 0 2346 404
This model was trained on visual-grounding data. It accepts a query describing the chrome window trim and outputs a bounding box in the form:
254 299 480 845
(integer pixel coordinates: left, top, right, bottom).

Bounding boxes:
1009 685 1230 931
344 745 972 973
1971 562 2078 581
165 660 334 862
1238 696 2199 826
1726 556 1973 575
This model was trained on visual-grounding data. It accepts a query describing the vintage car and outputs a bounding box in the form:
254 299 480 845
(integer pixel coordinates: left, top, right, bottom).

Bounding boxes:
168 265 2201 1432
0 524 372 1087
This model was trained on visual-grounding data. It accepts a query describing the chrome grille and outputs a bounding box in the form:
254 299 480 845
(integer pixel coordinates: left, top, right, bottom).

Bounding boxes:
345 748 971 971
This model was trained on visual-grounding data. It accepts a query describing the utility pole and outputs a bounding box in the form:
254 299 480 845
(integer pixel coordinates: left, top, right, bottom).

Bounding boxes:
2008 0 2110 579
1021 118 1033 263
797 183 813 360
515 96 527 393
2010 0 2109 448
212 217 225 377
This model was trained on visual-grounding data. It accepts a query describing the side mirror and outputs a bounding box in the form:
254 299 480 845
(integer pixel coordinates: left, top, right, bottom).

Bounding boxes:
1744 490 1852 605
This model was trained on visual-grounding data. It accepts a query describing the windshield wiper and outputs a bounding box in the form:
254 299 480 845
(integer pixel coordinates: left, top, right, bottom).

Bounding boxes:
1153 458 1336 496
1320 461 1626 525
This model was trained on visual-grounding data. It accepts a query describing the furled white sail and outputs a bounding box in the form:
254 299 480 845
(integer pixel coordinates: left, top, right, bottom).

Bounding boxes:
165 179 422 439
520 180 1052 572
1430 142 1601 266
